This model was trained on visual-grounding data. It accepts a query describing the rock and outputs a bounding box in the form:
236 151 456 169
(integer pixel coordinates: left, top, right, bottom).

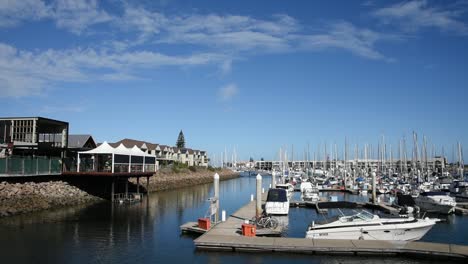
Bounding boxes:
0 180 101 218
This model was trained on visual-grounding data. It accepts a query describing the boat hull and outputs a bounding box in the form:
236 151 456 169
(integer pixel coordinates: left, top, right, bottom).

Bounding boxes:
306 220 435 241
415 196 456 214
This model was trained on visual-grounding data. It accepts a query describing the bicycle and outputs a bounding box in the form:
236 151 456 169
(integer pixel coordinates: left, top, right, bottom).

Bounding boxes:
250 213 279 229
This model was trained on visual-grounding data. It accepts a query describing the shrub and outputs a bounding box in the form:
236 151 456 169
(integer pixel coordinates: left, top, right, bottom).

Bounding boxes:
172 166 180 173
188 166 197 172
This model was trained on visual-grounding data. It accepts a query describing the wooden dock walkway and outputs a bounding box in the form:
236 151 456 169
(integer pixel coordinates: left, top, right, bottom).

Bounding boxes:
193 192 468 260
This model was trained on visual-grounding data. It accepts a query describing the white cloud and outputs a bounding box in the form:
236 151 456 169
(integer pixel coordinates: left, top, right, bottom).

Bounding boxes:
119 9 297 52
0 0 113 33
51 0 114 34
297 22 396 61
218 84 238 102
0 42 227 97
373 0 468 35
0 0 50 27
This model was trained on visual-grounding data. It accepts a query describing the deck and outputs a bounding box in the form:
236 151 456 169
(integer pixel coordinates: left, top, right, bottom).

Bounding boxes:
61 171 155 177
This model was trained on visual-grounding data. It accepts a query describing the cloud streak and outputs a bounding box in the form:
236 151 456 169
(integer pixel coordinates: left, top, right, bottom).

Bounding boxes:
0 42 228 97
0 0 113 34
3 1 462 98
373 0 468 35
297 21 397 61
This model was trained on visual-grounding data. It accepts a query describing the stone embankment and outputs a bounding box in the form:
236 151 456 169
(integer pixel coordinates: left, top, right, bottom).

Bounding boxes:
134 168 240 192
0 181 102 217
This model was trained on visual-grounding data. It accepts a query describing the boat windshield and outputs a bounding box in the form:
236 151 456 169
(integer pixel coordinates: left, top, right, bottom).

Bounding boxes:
355 210 374 220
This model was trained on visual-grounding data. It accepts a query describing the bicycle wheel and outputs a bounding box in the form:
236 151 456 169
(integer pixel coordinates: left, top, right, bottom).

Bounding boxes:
268 218 279 229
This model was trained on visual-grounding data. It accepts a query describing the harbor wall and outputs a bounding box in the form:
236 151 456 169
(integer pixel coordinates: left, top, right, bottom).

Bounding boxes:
129 168 240 192
0 168 239 218
0 180 102 217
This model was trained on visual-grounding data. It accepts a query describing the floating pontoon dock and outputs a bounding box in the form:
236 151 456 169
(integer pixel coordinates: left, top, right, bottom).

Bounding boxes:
193 194 468 260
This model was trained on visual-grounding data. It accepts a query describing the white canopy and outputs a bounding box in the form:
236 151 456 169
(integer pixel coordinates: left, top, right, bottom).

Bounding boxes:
116 143 134 156
79 141 115 154
77 141 157 173
78 142 156 157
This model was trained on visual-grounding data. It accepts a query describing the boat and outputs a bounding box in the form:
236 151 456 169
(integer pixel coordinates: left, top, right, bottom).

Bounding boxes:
449 180 468 202
276 183 294 200
265 188 289 215
300 181 320 203
306 210 438 241
414 191 456 214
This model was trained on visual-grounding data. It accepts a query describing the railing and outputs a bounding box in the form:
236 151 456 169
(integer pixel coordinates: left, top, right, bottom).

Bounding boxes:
0 156 62 177
63 158 157 174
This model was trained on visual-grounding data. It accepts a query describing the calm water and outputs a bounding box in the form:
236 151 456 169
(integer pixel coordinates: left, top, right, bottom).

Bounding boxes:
0 175 467 264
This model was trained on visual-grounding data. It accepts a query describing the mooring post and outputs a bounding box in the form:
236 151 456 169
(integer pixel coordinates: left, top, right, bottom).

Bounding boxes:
372 171 377 204
256 174 262 218
136 177 140 196
272 171 276 188
146 176 149 193
214 173 220 223
125 178 128 197
111 177 115 202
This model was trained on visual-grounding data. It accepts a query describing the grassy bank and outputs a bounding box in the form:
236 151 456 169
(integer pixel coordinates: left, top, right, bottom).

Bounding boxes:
130 165 240 192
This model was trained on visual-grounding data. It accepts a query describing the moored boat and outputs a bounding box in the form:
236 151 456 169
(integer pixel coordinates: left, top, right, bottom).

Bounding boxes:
306 210 438 241
265 188 289 215
414 191 456 214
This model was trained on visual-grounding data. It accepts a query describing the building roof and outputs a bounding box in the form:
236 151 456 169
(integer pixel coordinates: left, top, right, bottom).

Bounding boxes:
40 134 95 149
80 141 155 157
68 135 96 149
110 138 207 154
114 138 158 150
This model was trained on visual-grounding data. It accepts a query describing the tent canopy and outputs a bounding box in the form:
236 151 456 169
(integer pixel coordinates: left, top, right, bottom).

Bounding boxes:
79 141 156 157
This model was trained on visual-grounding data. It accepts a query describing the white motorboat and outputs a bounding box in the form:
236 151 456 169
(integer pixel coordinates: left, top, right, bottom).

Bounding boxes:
300 181 320 203
265 188 289 215
306 210 438 241
414 191 456 214
276 183 294 200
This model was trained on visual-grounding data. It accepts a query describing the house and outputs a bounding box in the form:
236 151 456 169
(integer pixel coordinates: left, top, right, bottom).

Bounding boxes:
110 138 209 167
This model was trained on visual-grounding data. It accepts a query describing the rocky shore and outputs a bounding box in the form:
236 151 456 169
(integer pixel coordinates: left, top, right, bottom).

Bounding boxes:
131 168 240 192
0 181 102 217
0 168 240 218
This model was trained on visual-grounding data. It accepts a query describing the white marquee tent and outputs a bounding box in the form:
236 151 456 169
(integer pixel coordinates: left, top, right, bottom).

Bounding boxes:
77 141 157 173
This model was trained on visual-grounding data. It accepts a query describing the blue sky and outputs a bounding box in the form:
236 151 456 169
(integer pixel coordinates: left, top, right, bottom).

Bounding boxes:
1 0 467 163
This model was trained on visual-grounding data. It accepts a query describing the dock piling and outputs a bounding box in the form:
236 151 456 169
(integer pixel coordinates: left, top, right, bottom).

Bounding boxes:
214 173 220 223
372 171 376 204
136 177 140 195
111 178 115 202
125 178 128 196
272 171 276 188
256 174 262 218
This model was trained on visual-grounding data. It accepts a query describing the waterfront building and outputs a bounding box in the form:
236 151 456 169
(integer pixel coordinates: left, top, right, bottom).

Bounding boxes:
0 116 69 157
111 138 208 168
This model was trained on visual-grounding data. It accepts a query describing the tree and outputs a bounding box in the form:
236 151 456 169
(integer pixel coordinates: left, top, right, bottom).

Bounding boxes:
176 130 185 148
249 157 254 162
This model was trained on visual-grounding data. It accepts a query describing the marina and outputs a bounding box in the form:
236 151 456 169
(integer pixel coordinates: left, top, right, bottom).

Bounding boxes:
2 1 468 263
2 171 468 263
190 174 468 259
